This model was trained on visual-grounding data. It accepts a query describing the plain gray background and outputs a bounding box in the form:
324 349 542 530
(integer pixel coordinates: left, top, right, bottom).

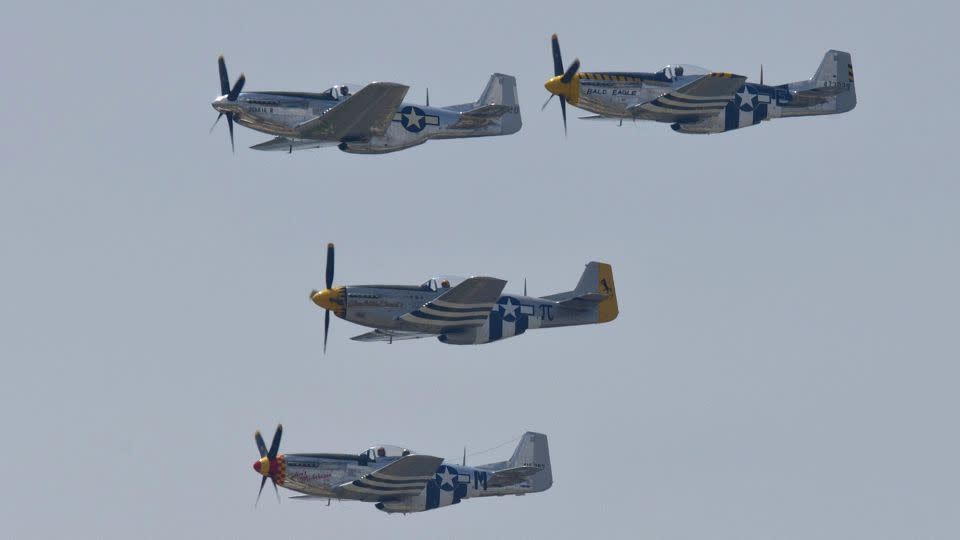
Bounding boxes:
1 1 957 538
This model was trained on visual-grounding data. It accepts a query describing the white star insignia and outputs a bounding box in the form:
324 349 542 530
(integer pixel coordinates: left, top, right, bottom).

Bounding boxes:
439 469 456 487
737 87 755 110
404 108 423 128
500 298 517 319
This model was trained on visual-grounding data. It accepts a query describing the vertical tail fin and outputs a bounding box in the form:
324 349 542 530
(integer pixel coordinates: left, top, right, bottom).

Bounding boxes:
507 432 552 492
809 49 857 113
477 73 519 108
569 261 619 323
477 73 522 134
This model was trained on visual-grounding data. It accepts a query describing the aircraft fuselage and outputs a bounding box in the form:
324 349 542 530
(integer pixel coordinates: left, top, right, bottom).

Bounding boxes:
327 284 596 344
278 453 544 512
212 90 514 153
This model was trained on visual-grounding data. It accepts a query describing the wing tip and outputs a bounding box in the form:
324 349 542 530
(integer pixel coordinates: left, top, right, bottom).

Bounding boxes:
368 81 410 91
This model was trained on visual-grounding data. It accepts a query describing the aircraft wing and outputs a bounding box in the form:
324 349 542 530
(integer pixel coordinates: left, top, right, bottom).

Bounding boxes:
398 276 506 330
294 82 409 141
333 454 444 502
629 72 746 118
351 329 438 342
249 136 338 152
487 466 541 488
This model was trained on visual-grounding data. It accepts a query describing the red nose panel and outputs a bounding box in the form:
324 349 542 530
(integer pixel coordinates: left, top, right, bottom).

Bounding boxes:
253 460 262 473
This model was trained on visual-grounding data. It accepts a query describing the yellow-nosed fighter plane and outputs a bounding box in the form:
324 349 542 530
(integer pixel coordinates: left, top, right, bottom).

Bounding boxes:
543 34 855 134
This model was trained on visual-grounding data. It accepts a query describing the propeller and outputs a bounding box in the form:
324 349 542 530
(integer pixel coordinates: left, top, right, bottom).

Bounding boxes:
212 55 246 152
253 424 284 505
544 34 580 135
310 243 342 354
323 242 334 353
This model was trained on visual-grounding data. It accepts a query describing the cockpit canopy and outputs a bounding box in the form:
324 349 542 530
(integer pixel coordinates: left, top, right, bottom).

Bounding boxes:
656 64 711 80
317 83 366 101
363 445 413 462
419 275 467 292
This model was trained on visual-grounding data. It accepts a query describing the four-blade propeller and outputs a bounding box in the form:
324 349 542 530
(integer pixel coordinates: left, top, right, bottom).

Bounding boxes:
211 56 246 152
253 424 284 505
543 34 580 135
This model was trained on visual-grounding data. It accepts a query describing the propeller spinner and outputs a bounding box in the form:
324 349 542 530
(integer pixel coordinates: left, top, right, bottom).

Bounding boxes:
253 424 284 505
211 55 246 152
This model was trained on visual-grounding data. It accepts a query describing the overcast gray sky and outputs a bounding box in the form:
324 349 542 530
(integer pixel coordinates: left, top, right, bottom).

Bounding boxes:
1 1 958 538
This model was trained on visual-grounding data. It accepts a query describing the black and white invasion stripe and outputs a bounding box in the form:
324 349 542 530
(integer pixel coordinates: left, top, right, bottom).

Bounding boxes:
399 298 492 327
343 469 434 497
637 92 732 115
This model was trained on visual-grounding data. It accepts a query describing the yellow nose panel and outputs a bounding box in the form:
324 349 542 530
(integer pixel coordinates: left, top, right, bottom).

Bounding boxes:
311 287 345 314
544 75 580 105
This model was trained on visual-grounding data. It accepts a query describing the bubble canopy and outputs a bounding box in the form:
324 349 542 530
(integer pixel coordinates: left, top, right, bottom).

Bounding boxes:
316 83 366 101
363 445 413 461
419 276 468 291
657 64 711 80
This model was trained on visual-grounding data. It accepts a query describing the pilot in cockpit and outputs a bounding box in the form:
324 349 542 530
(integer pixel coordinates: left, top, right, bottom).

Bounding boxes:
441 279 451 289
674 66 684 78
341 85 350 97
377 447 386 457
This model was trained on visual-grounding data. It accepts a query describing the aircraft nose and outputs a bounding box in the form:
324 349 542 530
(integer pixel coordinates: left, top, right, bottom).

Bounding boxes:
311 287 345 312
253 460 261 473
544 76 565 96
212 95 238 113
253 457 270 476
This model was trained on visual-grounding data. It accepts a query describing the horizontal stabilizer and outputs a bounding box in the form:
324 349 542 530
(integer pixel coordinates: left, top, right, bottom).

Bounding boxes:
462 104 515 118
568 292 606 302
487 466 541 488
450 104 517 129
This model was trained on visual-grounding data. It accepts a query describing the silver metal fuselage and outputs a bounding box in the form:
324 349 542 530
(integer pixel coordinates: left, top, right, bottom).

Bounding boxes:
211 91 509 153
573 74 842 122
338 284 595 344
552 50 857 135
282 453 537 501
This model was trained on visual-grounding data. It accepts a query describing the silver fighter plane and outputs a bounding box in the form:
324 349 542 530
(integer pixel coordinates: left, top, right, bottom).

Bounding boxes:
310 244 618 350
252 425 552 514
210 56 521 154
543 34 856 134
